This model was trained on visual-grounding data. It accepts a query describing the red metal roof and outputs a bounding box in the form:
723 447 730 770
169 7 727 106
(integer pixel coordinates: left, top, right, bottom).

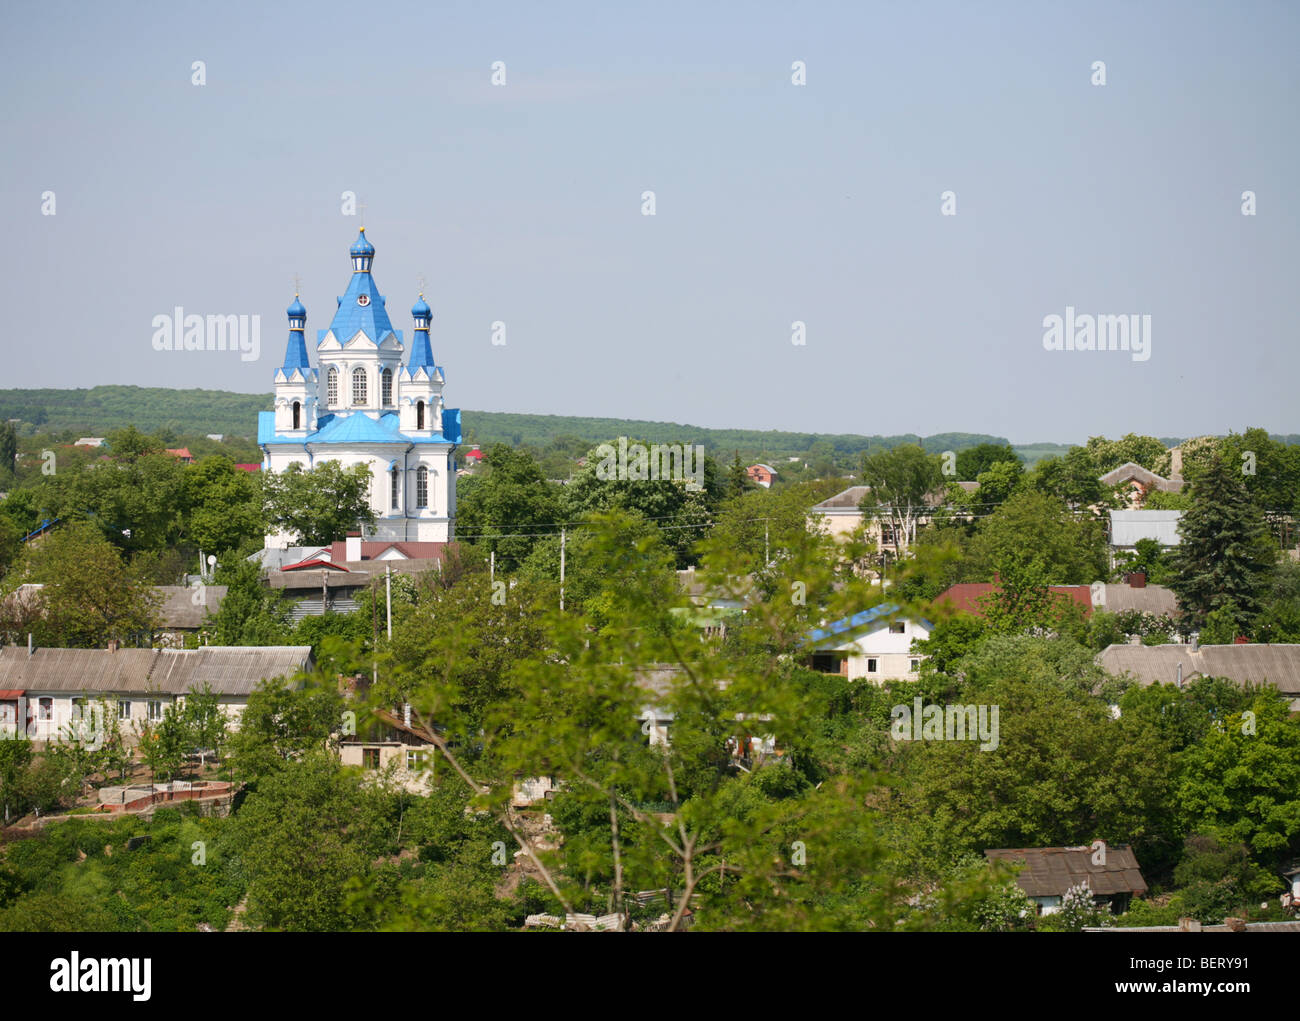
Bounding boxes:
282 558 350 572
935 582 1093 618
0 690 25 699
325 540 449 563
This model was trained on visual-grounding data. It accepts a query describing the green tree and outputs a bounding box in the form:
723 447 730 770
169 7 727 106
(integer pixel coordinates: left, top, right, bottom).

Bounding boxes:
454 444 561 571
227 672 345 783
1113 537 1174 584
0 742 32 823
1030 447 1104 509
3 521 160 647
726 451 752 498
185 457 263 555
233 753 372 930
954 443 1020 481
966 490 1107 585
1086 434 1168 474
208 557 291 646
262 460 375 546
0 421 16 485
1174 695 1300 860
970 459 1024 511
858 444 943 555
1167 452 1275 631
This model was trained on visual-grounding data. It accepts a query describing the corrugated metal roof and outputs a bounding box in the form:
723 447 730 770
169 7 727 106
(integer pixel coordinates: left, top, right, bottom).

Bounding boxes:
155 585 227 630
1098 583 1178 616
1109 510 1183 547
0 646 312 696
1097 643 1300 697
985 846 1148 898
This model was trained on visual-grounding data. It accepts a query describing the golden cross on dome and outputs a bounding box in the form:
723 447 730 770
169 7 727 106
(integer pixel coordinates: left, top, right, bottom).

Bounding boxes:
292 273 302 296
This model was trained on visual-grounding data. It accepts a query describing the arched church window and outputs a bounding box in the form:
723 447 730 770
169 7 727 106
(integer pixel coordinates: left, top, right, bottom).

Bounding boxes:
381 368 393 406
390 466 399 510
416 466 429 508
352 367 367 405
292 401 301 429
416 400 425 430
327 368 338 405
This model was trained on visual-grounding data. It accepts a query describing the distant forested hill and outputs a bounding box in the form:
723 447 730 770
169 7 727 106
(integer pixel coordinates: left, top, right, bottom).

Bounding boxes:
9 385 1282 464
0 386 1018 457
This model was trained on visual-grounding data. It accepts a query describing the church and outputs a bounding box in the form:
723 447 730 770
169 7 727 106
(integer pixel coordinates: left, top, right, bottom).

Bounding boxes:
258 229 460 549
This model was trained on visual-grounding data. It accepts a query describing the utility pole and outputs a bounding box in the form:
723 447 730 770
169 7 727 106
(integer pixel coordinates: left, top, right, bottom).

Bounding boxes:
764 518 770 567
560 527 566 612
385 563 392 639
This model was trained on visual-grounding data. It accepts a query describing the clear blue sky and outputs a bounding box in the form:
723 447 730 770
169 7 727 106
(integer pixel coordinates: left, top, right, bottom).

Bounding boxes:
1 0 1296 443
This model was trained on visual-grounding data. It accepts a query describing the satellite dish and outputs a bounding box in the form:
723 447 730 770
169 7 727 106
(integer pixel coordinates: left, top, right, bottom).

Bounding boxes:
207 555 217 566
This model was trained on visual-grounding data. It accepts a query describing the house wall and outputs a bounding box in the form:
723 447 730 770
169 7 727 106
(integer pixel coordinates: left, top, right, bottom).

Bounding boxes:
265 444 454 544
13 693 248 745
340 740 433 793
825 620 931 682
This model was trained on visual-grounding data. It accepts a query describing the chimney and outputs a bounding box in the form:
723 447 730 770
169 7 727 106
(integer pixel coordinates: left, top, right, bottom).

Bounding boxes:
1234 635 1249 645
1225 917 1247 932
1129 634 1141 646
27 633 33 657
1128 572 1146 589
1190 634 1199 652
107 639 118 653
345 531 362 562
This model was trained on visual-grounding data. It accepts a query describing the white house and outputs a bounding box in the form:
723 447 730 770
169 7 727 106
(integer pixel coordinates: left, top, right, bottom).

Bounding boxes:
803 603 931 681
0 645 312 744
259 229 460 549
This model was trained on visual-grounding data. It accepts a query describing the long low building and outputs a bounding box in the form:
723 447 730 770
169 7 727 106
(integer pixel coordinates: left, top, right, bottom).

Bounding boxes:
1096 642 1300 710
0 644 312 743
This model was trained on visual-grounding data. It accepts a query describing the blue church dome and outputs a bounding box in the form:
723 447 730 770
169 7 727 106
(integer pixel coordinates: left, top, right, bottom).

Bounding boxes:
350 228 375 257
286 296 306 319
412 294 431 319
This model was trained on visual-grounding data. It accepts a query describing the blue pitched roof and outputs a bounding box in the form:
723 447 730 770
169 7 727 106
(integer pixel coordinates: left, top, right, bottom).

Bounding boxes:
325 270 397 345
311 411 405 444
259 410 456 447
282 329 312 371
409 328 435 371
804 602 931 647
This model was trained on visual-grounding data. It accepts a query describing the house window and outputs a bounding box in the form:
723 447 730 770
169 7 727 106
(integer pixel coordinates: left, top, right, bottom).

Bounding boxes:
390 466 400 510
119 700 132 720
362 748 380 770
292 401 301 429
910 659 920 672
416 400 425 430
890 622 906 634
867 659 878 673
38 697 53 721
381 368 393 406
148 700 164 721
406 749 429 771
327 367 338 405
416 466 428 508
70 696 86 719
352 367 367 405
